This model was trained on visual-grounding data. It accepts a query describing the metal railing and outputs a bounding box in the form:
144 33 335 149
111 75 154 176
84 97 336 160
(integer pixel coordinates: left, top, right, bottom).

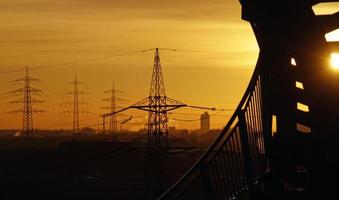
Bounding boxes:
158 63 268 200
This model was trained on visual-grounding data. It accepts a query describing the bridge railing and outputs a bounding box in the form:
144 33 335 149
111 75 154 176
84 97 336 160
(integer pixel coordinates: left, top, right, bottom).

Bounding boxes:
158 64 268 200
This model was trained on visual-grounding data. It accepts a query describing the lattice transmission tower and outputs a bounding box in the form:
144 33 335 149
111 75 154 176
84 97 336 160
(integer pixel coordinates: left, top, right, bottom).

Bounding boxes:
101 82 125 140
131 48 186 151
62 75 90 136
101 48 221 197
101 48 215 197
129 48 186 197
8 66 45 136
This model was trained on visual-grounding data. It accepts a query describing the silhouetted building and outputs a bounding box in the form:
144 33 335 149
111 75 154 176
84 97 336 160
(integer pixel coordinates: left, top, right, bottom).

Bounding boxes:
200 112 210 133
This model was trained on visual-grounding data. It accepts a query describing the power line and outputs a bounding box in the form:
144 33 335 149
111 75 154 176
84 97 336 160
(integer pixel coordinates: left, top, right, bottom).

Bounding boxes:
83 122 103 129
0 50 145 75
168 112 232 116
41 115 101 130
155 49 257 55
0 49 257 76
186 105 234 111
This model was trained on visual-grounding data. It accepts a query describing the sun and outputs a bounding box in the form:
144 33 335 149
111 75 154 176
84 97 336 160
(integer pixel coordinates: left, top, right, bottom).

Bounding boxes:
331 53 339 70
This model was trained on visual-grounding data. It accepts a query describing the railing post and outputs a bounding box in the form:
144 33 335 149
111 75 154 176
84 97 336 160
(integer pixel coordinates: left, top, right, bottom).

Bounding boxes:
200 163 215 200
239 109 256 199
261 69 272 160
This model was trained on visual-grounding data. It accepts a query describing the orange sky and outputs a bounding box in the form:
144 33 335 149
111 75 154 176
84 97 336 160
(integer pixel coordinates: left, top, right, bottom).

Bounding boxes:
0 1 337 131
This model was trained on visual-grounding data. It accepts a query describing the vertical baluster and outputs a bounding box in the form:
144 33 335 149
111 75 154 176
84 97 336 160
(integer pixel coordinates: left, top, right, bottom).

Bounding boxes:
236 128 248 192
251 87 260 177
257 78 266 166
197 176 204 200
193 177 201 200
231 128 243 192
255 81 265 169
210 157 222 199
220 144 232 197
229 131 243 194
255 76 265 174
225 136 237 196
252 92 260 161
239 110 256 199
245 105 256 170
215 152 227 198
185 183 192 200
200 163 215 200
260 73 273 161
247 99 258 171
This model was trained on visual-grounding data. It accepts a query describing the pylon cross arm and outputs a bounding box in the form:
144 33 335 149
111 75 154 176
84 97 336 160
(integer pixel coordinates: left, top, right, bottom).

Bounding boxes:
130 104 186 112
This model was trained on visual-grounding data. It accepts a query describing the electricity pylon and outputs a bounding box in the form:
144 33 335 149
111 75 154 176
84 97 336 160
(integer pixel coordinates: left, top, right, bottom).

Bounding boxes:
129 48 186 198
62 75 90 136
8 66 45 136
131 48 186 151
101 48 216 197
101 82 125 140
102 48 187 197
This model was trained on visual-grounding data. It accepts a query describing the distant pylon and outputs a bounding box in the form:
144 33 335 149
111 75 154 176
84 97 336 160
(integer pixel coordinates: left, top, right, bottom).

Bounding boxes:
73 75 80 135
62 75 90 136
109 82 117 136
102 82 125 140
23 66 34 135
8 66 45 136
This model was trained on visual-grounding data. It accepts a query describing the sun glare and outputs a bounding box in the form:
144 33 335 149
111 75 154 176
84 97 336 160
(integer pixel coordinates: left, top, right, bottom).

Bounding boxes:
331 53 339 70
325 29 339 42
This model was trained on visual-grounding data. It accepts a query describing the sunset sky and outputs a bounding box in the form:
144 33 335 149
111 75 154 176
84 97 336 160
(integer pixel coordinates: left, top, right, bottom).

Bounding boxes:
0 1 337 131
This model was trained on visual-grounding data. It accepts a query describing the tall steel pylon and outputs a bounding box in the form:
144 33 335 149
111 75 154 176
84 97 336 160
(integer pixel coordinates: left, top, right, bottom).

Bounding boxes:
8 66 45 136
148 48 169 150
129 48 186 198
102 48 188 147
62 75 89 136
100 48 221 198
101 48 187 197
102 82 124 140
108 82 117 137
73 75 80 135
130 48 186 150
23 66 34 135
101 48 216 198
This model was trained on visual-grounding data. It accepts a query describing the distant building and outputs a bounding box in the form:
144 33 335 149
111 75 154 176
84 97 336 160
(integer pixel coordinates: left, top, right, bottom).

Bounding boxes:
200 112 210 133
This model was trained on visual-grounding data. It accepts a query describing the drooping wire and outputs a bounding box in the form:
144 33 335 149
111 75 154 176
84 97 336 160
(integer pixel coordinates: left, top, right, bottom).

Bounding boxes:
0 49 256 75
41 115 101 129
0 50 145 75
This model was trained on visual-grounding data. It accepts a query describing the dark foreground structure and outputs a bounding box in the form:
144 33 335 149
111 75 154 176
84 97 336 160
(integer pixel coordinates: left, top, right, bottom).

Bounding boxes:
159 0 339 199
0 137 203 200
